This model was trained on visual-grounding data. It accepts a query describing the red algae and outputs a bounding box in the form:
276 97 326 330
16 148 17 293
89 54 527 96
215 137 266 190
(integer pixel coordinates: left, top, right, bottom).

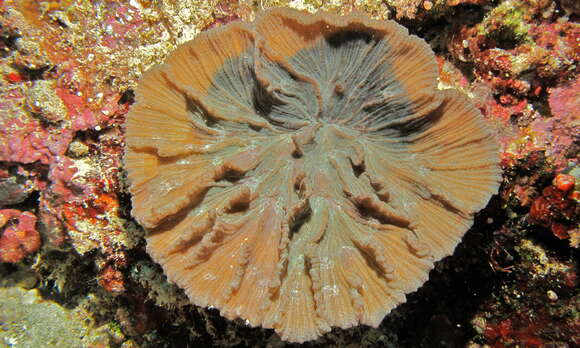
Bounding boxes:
529 184 578 243
553 173 576 193
99 264 126 293
446 1 579 174
0 209 40 263
0 85 72 165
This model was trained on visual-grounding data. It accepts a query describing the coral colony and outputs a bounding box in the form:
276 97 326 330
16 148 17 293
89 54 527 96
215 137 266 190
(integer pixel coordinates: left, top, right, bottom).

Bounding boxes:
1 1 578 346
125 8 500 342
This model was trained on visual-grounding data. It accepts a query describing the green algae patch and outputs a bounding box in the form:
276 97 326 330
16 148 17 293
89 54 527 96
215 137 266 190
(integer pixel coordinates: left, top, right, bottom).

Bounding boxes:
478 0 532 46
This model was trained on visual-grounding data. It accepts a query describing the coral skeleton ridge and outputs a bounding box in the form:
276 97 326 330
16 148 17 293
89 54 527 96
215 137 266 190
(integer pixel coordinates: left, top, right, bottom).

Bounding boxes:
125 8 501 343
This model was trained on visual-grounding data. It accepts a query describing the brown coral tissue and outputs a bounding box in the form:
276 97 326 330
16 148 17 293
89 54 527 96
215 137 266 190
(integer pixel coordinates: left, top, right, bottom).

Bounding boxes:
125 8 501 343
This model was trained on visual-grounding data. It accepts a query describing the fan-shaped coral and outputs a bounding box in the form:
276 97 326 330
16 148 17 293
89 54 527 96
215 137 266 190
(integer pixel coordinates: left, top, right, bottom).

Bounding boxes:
125 8 501 343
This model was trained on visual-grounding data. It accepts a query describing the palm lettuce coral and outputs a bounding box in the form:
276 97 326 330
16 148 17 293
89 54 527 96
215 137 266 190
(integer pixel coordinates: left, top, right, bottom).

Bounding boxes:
125 8 500 343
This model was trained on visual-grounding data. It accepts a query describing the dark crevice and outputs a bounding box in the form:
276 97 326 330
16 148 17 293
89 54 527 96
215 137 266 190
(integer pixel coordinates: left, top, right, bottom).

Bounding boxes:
353 243 389 280
303 254 313 286
216 168 245 184
252 53 319 130
350 158 365 178
326 30 374 48
401 4 486 54
119 89 135 105
0 25 19 58
53 17 69 29
353 201 376 220
226 201 249 214
185 97 219 128
288 201 312 241
0 162 45 209
14 65 51 81
225 192 251 214
248 124 262 132
161 72 217 129
430 193 467 218
487 27 522 50
251 66 275 121
0 190 40 211
293 172 307 198
291 136 304 159
393 98 447 137
35 249 97 306
352 195 411 229
148 188 210 236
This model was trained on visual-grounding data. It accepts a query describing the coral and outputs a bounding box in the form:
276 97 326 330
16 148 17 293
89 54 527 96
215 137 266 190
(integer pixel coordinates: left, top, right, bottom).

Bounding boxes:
484 315 562 348
125 8 500 343
204 0 253 30
448 2 579 92
0 0 577 346
0 209 40 263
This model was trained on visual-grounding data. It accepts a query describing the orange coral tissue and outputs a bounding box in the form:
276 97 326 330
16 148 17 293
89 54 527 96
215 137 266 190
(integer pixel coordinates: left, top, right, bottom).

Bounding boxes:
125 8 501 343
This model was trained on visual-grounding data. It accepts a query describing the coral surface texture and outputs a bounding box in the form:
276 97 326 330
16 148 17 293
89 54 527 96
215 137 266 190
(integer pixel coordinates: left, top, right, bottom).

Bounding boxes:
125 8 501 343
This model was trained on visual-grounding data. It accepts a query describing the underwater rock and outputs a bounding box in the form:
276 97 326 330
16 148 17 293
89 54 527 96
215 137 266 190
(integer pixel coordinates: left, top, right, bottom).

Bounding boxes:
0 287 124 347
